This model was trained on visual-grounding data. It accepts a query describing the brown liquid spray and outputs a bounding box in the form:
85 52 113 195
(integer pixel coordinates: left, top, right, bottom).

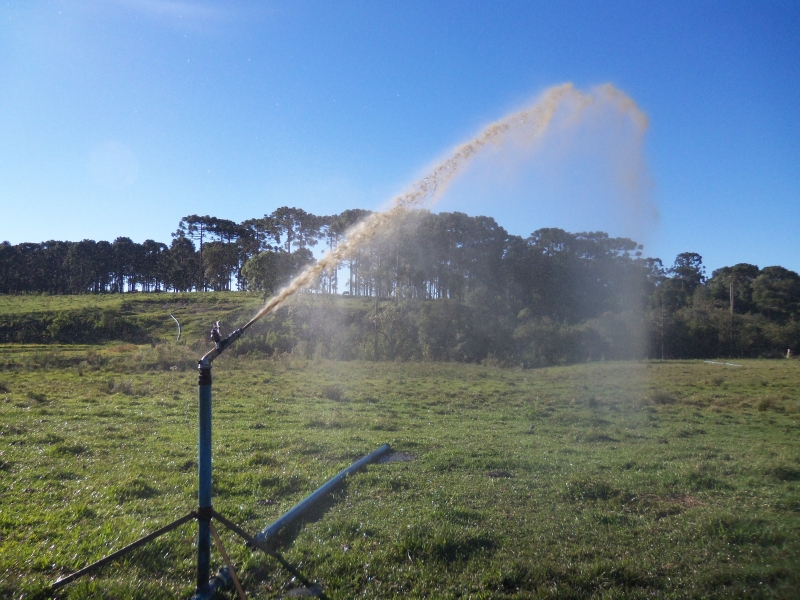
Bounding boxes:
242 83 648 330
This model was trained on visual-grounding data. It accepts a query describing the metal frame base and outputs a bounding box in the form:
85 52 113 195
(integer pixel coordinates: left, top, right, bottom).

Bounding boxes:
50 508 327 600
48 326 388 599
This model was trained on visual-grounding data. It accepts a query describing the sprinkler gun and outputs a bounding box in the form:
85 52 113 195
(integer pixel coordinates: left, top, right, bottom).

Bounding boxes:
51 315 386 600
200 322 244 366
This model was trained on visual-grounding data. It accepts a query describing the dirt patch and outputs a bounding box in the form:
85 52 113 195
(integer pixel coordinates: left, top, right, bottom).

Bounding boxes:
667 494 703 508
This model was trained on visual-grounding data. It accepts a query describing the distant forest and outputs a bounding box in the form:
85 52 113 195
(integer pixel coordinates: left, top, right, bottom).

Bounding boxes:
1 207 798 363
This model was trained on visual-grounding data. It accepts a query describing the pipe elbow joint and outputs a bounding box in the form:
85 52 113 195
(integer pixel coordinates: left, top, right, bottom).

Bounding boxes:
217 328 243 354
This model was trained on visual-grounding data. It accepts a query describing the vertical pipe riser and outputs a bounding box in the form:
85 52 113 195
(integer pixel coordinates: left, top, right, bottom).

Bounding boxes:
197 362 213 593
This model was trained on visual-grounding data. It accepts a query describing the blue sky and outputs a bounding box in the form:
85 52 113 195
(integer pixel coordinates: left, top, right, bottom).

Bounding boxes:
1 0 798 275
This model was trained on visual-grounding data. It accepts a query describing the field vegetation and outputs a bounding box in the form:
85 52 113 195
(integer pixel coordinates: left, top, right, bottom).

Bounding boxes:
1 339 798 599
3 208 799 363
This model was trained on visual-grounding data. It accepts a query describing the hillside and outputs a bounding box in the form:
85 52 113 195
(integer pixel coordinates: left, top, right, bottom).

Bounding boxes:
0 292 260 347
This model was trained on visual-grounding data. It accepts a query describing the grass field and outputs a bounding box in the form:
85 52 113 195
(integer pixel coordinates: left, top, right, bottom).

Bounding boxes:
1 341 799 599
0 292 264 346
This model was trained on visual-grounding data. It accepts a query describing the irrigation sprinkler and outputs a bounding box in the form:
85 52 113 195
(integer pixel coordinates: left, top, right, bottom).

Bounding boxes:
50 321 391 599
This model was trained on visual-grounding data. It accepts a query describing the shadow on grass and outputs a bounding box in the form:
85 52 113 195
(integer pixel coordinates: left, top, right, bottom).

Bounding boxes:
706 515 787 547
263 484 349 551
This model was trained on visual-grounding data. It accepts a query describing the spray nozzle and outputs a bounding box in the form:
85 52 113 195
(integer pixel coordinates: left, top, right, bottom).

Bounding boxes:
212 322 244 356
211 321 222 349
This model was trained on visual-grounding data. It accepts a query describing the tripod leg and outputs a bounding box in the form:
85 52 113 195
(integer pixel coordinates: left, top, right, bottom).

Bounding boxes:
51 511 196 591
209 521 247 600
210 510 328 600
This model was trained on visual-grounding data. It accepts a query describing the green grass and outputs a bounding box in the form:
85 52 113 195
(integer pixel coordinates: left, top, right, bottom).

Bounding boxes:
1 347 798 599
0 292 263 345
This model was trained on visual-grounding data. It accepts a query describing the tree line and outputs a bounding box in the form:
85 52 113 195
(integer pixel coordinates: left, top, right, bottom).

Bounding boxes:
1 207 798 361
0 208 366 295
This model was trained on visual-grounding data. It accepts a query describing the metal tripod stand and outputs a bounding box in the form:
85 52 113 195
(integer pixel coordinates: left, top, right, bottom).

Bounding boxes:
50 326 327 599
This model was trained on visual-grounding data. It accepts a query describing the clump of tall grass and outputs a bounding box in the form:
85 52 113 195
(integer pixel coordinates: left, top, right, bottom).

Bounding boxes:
758 396 784 412
110 478 160 504
647 390 676 405
324 384 347 402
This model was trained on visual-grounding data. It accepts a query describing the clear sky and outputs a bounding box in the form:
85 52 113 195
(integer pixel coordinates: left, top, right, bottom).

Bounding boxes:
2 1 798 275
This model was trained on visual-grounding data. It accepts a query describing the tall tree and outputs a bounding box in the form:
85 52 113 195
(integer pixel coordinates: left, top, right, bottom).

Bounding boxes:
752 266 800 322
166 236 198 292
67 240 98 293
175 215 214 291
203 241 239 291
111 237 137 292
708 263 760 314
140 240 168 291
0 242 18 294
670 252 705 293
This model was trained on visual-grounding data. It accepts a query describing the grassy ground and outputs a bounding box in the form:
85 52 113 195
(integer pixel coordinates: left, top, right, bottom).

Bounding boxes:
0 344 798 599
0 292 263 345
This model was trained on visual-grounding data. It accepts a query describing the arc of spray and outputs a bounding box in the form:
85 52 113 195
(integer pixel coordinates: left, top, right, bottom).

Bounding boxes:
241 82 647 331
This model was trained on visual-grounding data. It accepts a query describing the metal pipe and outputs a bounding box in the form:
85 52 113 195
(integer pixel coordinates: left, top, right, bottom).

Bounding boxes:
254 444 391 545
170 313 182 341
192 325 243 597
211 510 327 598
196 359 213 594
